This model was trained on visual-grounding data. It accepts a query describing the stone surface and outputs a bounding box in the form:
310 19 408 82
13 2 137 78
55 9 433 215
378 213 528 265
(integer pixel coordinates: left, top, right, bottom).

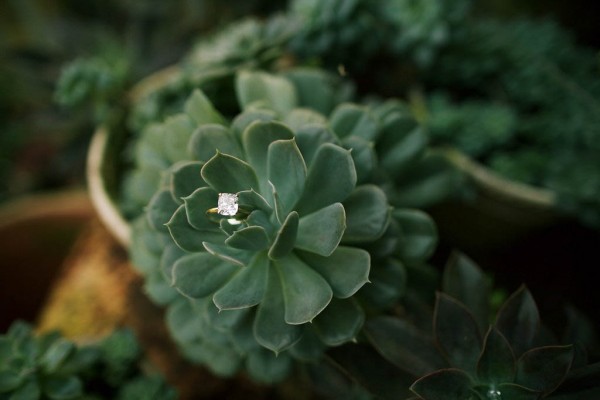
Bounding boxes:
217 193 238 216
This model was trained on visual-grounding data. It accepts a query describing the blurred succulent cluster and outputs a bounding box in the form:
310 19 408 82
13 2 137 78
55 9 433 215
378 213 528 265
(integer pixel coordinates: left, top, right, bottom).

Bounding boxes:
122 65 440 383
288 0 471 71
0 322 175 400
309 254 600 399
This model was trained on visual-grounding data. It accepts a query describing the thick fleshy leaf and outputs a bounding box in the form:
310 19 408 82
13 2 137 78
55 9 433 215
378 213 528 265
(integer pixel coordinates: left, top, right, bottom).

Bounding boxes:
201 152 259 194
43 376 82 400
203 242 254 267
297 246 370 299
188 124 242 161
241 121 294 193
147 189 179 232
434 293 483 373
296 203 346 256
236 70 297 116
144 271 178 306
285 68 342 115
443 252 491 333
275 253 333 324
313 298 364 346
477 327 516 384
410 368 473 400
294 124 339 166
166 205 222 252
237 189 272 213
472 383 540 400
516 345 574 395
329 103 379 141
183 187 219 231
135 124 169 169
0 370 23 392
164 114 195 163
283 109 327 131
359 258 407 310
365 316 446 377
166 299 203 345
10 380 40 400
268 139 307 214
268 211 299 260
231 110 277 141
40 339 74 373
288 328 326 362
342 185 390 243
169 161 206 202
394 209 438 263
202 298 248 332
296 143 356 215
380 126 427 172
246 209 276 237
213 253 269 310
225 226 270 251
172 252 238 298
342 135 376 183
254 265 303 353
246 349 293 385
184 89 225 126
496 286 540 357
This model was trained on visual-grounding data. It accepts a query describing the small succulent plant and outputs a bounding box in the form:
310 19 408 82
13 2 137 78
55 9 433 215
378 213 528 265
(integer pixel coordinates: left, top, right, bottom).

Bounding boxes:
0 322 175 400
124 66 439 383
358 253 600 400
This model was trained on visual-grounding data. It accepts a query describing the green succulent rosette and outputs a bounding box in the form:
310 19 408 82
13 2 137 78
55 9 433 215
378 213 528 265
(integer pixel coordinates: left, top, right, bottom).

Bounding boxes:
126 67 438 383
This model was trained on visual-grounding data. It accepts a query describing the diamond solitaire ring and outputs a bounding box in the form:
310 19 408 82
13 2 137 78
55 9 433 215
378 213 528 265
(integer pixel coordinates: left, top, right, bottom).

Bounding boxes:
206 193 250 221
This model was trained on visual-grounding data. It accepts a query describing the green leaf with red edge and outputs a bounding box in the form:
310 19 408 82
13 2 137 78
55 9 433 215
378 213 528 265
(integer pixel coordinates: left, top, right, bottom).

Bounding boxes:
443 252 491 333
364 316 446 377
410 368 473 400
495 286 540 358
434 293 483 373
477 326 516 384
516 345 574 395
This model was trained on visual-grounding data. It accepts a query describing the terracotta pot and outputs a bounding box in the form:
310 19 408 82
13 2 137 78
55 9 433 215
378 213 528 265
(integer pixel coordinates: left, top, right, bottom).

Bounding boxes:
0 190 93 332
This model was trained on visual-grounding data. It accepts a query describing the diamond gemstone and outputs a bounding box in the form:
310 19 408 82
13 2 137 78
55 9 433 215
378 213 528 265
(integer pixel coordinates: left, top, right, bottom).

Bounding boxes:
217 193 238 216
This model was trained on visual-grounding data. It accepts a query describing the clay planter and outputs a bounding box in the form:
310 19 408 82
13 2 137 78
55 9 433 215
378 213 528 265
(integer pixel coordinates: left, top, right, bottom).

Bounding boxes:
0 190 93 332
428 148 562 253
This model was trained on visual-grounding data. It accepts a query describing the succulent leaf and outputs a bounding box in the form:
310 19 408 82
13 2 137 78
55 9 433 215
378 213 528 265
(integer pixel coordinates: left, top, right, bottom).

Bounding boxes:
443 252 491 333
163 115 195 163
410 368 474 400
184 89 226 126
477 327 516 384
224 226 270 251
297 246 370 299
188 124 242 161
296 203 346 256
182 187 219 230
329 103 379 141
342 135 376 183
313 299 364 346
296 144 356 215
166 205 220 252
42 376 83 400
147 189 179 232
40 339 75 373
472 383 540 400
213 253 269 311
276 253 333 324
495 286 540 358
268 211 299 260
201 152 259 194
246 349 294 385
294 124 340 165
516 345 574 395
342 184 391 243
380 126 428 173
365 316 446 377
267 139 307 215
169 161 206 202
0 371 23 392
434 293 483 373
202 242 254 267
236 70 297 116
172 253 238 299
394 209 438 263
254 267 303 353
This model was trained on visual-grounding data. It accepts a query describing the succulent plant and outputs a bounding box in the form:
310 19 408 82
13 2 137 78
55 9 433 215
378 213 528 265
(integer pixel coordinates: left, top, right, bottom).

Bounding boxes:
320 254 600 400
0 322 175 400
124 66 439 383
